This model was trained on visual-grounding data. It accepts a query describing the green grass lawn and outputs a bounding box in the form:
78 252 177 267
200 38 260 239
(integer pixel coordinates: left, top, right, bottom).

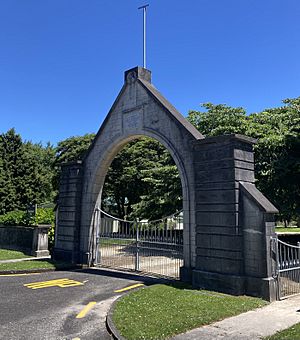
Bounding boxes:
0 259 74 272
113 283 268 340
265 323 300 340
0 259 57 271
0 248 32 261
100 238 135 247
276 227 300 233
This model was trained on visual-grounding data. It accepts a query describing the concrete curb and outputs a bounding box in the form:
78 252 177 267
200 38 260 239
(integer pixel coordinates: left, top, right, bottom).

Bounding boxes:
106 286 147 340
106 298 126 340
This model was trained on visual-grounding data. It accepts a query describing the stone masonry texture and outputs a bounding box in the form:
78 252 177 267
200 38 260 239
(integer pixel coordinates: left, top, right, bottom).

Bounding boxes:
54 67 279 300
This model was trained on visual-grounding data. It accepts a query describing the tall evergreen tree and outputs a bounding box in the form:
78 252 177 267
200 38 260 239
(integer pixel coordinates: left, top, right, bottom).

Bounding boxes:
0 129 22 213
0 129 56 214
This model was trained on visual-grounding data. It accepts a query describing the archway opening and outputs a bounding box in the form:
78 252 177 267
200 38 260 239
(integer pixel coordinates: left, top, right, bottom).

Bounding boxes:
95 136 184 278
102 136 182 220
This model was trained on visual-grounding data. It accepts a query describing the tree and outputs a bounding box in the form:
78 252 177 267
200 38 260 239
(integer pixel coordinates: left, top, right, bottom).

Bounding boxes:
17 141 56 206
187 102 248 136
187 97 300 226
55 133 96 164
0 129 23 213
102 137 182 220
53 133 96 194
247 97 300 225
54 134 182 220
0 129 56 214
130 144 182 220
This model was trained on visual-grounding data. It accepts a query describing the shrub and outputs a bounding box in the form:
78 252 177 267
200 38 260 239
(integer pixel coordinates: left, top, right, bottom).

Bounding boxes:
0 210 29 226
35 208 55 225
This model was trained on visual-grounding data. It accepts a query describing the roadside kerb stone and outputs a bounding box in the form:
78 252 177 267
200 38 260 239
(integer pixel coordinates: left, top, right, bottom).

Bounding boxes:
106 296 126 340
106 284 150 340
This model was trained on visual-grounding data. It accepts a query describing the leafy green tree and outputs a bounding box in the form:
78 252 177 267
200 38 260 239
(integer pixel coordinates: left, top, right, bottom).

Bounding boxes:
102 137 182 220
53 133 96 195
55 133 95 164
187 102 248 136
187 97 300 226
248 97 300 225
54 134 182 220
17 141 56 206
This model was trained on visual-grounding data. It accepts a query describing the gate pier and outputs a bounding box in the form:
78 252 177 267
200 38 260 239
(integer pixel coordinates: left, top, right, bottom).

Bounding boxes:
191 135 278 301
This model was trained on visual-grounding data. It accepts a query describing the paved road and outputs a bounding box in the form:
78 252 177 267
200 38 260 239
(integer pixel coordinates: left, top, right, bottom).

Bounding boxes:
0 268 151 340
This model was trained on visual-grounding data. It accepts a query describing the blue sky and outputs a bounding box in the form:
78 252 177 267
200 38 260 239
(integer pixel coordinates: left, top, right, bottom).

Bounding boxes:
1 0 299 145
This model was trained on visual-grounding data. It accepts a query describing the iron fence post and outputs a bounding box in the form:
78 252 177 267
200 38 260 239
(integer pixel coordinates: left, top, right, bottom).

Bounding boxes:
95 212 101 265
271 236 281 300
298 242 300 266
135 220 140 271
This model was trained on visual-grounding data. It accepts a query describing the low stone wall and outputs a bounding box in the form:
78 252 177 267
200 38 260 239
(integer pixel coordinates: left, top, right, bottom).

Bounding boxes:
0 225 50 257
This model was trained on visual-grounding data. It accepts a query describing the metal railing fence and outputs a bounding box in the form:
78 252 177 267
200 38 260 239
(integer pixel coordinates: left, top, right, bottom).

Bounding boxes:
94 209 183 279
272 237 300 299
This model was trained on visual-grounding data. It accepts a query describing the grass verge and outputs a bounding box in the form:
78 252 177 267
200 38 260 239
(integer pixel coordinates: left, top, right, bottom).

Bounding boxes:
0 248 32 261
113 283 268 340
265 323 300 340
0 259 73 272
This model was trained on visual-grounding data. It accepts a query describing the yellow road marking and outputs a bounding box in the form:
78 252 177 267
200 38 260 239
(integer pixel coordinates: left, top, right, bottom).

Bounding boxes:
114 283 144 293
76 302 97 319
0 273 41 277
24 278 84 289
72 338 80 340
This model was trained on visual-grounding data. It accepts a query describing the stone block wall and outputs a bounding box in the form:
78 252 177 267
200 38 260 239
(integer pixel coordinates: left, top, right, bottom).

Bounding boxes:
240 182 278 300
54 161 83 263
192 135 254 281
0 224 50 257
192 134 278 300
0 225 34 252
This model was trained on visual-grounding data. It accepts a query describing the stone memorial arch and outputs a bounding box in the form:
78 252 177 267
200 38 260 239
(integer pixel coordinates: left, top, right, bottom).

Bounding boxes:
55 67 279 301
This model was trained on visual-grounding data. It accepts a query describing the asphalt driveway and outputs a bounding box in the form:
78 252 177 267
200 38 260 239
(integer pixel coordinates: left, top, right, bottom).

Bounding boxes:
0 268 150 340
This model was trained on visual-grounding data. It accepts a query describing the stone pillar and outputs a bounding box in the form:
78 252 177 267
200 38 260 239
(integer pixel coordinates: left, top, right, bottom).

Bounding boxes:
32 225 51 257
192 134 278 300
240 182 278 301
53 161 83 263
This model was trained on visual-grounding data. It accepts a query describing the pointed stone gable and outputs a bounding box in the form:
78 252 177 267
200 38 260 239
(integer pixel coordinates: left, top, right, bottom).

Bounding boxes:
80 66 202 272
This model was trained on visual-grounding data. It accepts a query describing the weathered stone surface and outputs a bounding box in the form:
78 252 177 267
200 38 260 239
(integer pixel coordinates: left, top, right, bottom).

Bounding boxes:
54 67 279 301
223 183 278 301
54 161 83 263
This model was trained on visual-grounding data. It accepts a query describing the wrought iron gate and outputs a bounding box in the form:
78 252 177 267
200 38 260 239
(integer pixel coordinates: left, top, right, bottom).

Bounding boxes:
271 237 300 299
93 209 183 279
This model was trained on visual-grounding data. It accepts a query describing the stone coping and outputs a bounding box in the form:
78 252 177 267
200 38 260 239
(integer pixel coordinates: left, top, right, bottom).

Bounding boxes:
0 224 51 229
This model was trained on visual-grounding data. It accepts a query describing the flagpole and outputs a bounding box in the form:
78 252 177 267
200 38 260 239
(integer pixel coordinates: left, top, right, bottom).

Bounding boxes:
138 4 149 69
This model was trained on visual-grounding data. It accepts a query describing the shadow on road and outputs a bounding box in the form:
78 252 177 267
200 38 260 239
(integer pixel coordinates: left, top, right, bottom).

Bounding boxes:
71 267 178 286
